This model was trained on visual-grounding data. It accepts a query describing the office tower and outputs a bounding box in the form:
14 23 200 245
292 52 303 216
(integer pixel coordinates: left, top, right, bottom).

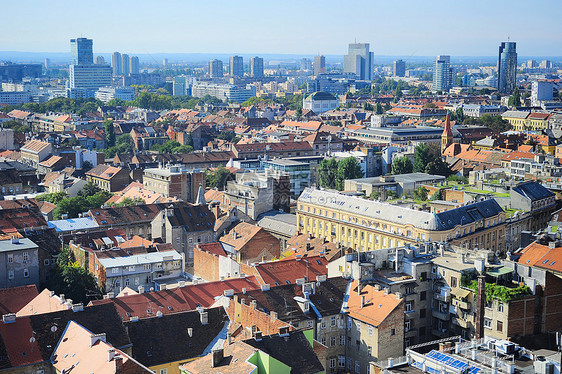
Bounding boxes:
393 60 406 77
531 80 554 105
130 56 140 74
344 43 374 81
314 55 326 76
122 54 130 76
230 55 243 77
112 52 122 76
70 37 93 65
497 42 517 94
69 65 112 90
526 60 537 68
163 58 168 67
209 59 223 78
433 55 453 91
95 56 105 65
250 56 264 78
300 58 312 71
44 58 50 69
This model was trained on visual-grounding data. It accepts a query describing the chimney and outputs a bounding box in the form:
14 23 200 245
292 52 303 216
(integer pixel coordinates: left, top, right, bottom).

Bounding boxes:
160 284 167 291
91 333 106 347
138 286 144 294
211 349 224 367
475 275 486 339
114 356 123 371
11 236 19 244
549 241 556 249
59 294 65 303
242 287 247 294
108 348 116 361
270 311 278 319
232 229 237 239
361 295 366 308
384 287 389 295
200 311 209 325
251 300 257 309
227 333 232 345
2 314 16 324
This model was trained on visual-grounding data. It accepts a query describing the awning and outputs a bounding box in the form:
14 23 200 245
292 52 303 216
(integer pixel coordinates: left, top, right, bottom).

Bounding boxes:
487 266 513 278
451 288 471 299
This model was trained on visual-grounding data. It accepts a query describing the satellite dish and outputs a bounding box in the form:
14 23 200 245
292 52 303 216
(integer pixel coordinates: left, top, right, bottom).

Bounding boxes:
29 337 36 343
51 326 57 332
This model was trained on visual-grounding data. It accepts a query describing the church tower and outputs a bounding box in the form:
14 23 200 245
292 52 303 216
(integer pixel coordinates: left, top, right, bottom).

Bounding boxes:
441 113 453 154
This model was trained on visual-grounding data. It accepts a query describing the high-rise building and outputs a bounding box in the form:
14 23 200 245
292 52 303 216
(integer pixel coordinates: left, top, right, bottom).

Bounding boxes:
300 58 312 71
70 37 93 65
497 42 517 94
314 55 326 76
111 52 122 76
95 56 105 65
539 59 552 69
229 56 243 77
250 56 264 78
343 43 374 81
162 58 168 67
44 58 50 69
209 59 223 78
122 54 130 76
68 65 112 94
130 56 140 75
393 59 406 77
433 55 453 92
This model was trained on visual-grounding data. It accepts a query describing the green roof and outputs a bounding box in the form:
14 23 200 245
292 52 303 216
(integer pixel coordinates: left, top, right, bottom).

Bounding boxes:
306 91 336 101
487 266 513 277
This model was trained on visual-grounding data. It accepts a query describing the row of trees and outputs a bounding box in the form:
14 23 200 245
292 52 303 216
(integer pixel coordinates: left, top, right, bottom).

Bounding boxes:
1 97 104 116
391 143 453 177
36 182 113 219
151 140 193 154
318 157 363 191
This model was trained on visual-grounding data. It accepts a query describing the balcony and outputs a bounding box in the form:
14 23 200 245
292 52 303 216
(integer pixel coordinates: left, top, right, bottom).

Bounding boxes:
451 316 471 329
452 299 471 310
434 293 450 303
432 309 450 320
432 328 449 338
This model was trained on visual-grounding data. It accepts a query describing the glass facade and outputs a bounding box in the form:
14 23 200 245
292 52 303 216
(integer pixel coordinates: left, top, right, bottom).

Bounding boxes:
497 42 517 94
70 38 93 65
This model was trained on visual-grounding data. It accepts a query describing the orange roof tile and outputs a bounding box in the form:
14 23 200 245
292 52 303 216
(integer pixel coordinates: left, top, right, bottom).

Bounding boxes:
346 281 403 327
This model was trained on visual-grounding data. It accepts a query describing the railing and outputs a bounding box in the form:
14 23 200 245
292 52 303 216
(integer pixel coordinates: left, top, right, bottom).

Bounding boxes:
452 299 470 310
432 309 450 320
434 293 450 302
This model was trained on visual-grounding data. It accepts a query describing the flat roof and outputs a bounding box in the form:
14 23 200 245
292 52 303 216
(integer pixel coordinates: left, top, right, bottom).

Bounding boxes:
0 238 37 252
48 217 99 232
99 251 182 269
263 159 309 166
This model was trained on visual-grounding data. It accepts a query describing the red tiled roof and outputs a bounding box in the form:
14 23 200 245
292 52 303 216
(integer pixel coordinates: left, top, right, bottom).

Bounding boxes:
249 256 328 286
198 242 227 257
0 317 43 367
0 285 39 315
518 242 562 273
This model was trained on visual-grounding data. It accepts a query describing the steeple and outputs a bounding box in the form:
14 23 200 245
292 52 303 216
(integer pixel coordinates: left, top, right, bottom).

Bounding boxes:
195 184 206 206
441 113 453 154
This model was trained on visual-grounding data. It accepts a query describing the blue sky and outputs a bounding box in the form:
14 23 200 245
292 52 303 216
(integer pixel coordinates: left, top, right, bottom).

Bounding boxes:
1 0 560 56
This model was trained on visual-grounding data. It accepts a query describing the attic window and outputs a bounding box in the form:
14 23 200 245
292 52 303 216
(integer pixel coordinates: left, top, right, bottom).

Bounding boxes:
316 260 322 265
147 351 152 357
285 280 290 284
543 259 549 264
550 261 556 266
274 282 279 286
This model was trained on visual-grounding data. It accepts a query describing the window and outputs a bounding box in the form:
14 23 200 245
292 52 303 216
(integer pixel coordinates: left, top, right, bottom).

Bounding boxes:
356 321 361 331
338 355 345 367
355 361 361 373
340 335 345 346
159 370 167 374
7 254 13 263
497 321 503 332
129 266 135 272
23 269 29 278
405 320 411 332
143 264 151 270
188 238 193 244
7 271 14 279
112 268 119 274
330 357 336 369
23 252 29 261
420 291 426 301
368 325 373 336
420 309 426 318
405 302 413 312
321 319 327 329
321 337 326 346
498 303 504 312
450 276 458 288
347 317 352 330
391 329 396 336
44 259 50 266
368 346 372 356
331 315 337 327
347 358 352 370
330 336 336 346
307 320 313 328
484 318 492 329
135 277 140 285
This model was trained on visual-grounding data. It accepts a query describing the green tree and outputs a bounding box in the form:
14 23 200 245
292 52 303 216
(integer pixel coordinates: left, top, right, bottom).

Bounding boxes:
414 186 429 201
35 191 69 205
318 158 338 190
508 87 521 107
185 132 194 148
431 189 442 200
391 156 413 175
425 158 453 177
48 259 102 304
78 181 102 197
413 143 435 173
375 103 384 114
336 157 363 190
172 144 194 154
111 197 146 207
296 107 302 120
104 119 115 147
207 166 233 190
384 102 391 111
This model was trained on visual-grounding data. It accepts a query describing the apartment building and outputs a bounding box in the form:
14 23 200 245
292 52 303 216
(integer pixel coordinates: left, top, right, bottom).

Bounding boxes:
143 164 205 203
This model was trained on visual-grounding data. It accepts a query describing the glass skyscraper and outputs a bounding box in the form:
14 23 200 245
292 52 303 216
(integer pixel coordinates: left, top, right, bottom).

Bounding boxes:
497 42 517 94
70 38 93 65
343 43 374 81
433 55 453 92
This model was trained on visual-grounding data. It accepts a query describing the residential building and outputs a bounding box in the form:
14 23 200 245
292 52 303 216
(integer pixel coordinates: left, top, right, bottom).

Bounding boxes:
297 188 506 253
151 202 215 267
218 221 281 265
250 56 264 78
94 86 135 102
344 43 374 80
497 42 517 94
0 284 39 315
461 104 506 118
0 91 32 105
393 59 406 77
85 164 130 192
51 320 153 373
510 181 556 232
347 126 444 145
303 91 339 113
112 51 122 76
95 55 105 64
209 59 223 78
531 80 554 105
143 164 205 203
433 55 453 92
130 55 140 74
70 37 93 65
20 140 52 167
230 55 244 77
0 237 39 289
121 53 130 76
344 173 446 197
314 55 326 76
191 82 256 103
0 128 14 150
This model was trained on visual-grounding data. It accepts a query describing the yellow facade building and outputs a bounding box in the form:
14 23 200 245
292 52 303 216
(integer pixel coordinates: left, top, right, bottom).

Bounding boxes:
297 188 506 253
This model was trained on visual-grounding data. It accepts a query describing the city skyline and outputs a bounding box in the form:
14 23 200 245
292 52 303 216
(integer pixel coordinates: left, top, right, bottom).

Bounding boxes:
1 0 561 57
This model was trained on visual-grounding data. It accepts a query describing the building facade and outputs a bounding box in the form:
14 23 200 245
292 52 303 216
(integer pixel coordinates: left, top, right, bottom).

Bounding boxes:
70 37 93 65
433 55 453 92
344 43 374 81
497 42 517 94
230 55 244 77
143 165 206 203
250 56 264 78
